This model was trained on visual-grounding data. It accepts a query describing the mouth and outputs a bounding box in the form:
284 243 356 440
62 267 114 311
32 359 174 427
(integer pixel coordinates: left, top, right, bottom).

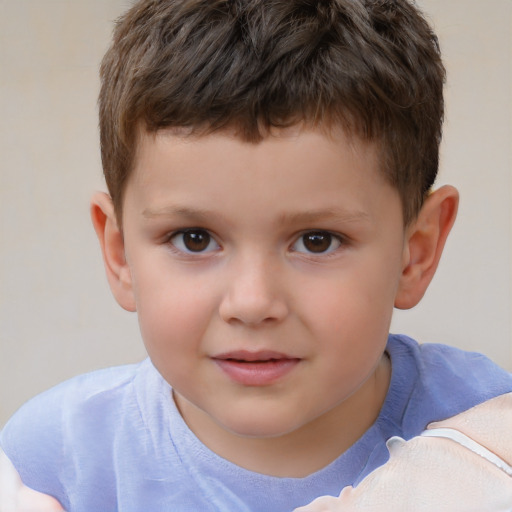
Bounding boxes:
212 351 301 386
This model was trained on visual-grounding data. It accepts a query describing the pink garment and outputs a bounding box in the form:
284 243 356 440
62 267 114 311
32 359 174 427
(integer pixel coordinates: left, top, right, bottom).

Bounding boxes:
295 392 512 512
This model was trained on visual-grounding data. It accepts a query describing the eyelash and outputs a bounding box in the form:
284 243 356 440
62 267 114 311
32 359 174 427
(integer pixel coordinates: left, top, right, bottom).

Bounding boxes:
167 228 346 257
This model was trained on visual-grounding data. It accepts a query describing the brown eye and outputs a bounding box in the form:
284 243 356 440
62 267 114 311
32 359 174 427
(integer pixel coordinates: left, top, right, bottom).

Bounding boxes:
293 231 341 254
183 230 210 251
171 229 218 253
303 232 332 252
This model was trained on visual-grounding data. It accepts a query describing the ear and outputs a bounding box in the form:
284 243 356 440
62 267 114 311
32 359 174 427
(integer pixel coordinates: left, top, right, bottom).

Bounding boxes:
395 185 459 310
90 192 136 312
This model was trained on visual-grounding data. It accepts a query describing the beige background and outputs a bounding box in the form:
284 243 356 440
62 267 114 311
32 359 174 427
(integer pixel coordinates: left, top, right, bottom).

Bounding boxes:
0 0 511 427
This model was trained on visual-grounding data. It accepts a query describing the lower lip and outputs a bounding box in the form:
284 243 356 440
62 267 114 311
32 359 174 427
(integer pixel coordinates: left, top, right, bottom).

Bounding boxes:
213 358 300 386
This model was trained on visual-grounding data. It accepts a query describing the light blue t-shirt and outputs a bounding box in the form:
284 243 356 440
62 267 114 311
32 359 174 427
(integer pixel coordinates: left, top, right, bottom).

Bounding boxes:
2 334 512 511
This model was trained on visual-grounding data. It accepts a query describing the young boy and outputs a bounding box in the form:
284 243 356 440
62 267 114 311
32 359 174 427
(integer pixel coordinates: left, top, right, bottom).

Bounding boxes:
1 0 511 510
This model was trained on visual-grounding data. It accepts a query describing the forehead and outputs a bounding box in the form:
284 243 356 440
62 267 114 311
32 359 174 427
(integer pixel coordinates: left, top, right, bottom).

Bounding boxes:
131 124 382 181
124 125 397 227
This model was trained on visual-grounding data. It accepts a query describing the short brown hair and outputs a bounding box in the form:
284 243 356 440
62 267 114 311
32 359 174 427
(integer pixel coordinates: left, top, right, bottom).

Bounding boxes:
99 0 445 224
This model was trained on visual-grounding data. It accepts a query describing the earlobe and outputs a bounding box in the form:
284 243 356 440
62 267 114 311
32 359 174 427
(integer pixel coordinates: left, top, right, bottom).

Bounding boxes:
90 192 136 312
395 185 459 310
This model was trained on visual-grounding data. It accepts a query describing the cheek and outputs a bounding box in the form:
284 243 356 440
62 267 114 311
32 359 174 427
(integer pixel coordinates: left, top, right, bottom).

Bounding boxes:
131 266 219 358
302 269 396 332
298 257 400 374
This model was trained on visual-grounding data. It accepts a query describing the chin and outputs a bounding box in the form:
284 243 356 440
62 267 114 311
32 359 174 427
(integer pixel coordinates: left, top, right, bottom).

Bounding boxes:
221 414 304 440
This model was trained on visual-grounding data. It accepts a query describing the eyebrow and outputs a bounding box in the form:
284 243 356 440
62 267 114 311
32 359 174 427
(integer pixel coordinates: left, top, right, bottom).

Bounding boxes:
276 208 370 225
142 206 212 222
142 205 370 225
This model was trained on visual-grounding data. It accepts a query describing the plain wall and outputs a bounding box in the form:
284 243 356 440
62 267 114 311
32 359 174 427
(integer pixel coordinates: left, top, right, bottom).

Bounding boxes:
1 0 511 426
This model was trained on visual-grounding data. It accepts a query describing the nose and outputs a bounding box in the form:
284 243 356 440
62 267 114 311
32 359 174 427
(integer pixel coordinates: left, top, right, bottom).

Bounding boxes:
218 254 289 326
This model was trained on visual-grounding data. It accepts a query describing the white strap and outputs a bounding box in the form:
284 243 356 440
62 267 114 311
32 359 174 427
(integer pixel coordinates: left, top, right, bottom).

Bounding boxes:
421 427 512 477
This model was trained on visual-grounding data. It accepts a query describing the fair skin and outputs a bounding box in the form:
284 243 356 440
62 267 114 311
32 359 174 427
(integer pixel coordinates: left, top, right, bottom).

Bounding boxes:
10 124 457 504
89 125 457 478
0 448 64 511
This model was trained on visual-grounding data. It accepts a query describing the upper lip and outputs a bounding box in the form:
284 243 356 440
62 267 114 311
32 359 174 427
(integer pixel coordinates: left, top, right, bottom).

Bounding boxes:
213 350 299 362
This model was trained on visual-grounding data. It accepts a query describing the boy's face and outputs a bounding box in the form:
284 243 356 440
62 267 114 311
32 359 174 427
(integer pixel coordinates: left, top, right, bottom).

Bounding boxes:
120 126 408 443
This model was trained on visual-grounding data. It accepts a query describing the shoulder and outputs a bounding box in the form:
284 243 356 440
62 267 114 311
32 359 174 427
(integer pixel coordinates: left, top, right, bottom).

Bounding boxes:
389 333 512 391
386 334 512 433
0 360 150 505
2 361 143 443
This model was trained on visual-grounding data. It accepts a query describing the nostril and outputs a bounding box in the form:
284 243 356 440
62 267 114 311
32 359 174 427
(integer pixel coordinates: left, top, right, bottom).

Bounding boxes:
218 291 289 326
